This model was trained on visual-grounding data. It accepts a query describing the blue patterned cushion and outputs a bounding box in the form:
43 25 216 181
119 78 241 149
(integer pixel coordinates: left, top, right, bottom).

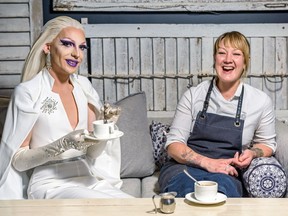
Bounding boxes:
243 157 287 198
150 121 170 169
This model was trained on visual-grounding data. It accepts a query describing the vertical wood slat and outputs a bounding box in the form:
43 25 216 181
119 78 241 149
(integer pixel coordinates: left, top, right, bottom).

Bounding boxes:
190 38 202 88
165 38 177 111
83 24 288 112
115 38 129 100
249 38 263 90
177 38 190 101
275 38 288 109
153 38 165 111
140 38 154 111
128 38 141 95
90 38 104 100
263 37 276 105
103 38 116 102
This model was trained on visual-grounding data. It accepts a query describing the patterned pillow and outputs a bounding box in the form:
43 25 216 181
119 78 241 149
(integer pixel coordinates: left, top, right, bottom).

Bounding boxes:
150 121 170 169
243 157 287 198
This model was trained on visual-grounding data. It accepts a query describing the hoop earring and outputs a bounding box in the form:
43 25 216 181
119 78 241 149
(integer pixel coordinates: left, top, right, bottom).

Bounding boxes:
46 52 52 70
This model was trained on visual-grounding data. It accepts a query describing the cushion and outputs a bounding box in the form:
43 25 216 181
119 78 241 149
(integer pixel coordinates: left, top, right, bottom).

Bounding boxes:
242 157 287 198
115 92 155 178
150 121 170 169
121 178 141 198
142 171 160 198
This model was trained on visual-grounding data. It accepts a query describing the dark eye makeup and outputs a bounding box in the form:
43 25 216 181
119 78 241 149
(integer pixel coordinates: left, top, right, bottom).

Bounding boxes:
60 39 88 50
79 44 88 51
60 39 74 47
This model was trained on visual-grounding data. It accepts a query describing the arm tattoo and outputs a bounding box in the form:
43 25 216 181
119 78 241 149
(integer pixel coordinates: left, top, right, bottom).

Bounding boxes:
180 149 202 167
250 147 264 158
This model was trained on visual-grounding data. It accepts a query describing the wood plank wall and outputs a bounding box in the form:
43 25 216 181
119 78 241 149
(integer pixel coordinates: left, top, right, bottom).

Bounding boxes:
0 2 287 115
81 23 288 113
0 0 42 97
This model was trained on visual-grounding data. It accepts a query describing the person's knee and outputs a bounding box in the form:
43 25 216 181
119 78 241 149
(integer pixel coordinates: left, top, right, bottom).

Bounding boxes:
217 175 243 197
164 173 194 197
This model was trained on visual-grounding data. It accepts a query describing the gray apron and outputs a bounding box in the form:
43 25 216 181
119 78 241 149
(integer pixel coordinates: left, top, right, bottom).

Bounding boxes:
187 78 244 158
159 78 245 192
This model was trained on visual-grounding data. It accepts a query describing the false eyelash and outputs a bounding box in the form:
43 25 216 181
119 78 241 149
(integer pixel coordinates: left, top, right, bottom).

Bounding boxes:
60 39 74 47
79 45 89 50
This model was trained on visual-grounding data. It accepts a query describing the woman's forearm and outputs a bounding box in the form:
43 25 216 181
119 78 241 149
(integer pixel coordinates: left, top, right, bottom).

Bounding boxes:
167 142 205 168
250 143 273 158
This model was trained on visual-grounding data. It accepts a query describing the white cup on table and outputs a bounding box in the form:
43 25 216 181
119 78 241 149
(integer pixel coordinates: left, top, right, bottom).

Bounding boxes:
194 180 218 202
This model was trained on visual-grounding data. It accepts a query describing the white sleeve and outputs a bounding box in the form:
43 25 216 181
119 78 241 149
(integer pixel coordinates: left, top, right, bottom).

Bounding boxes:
253 95 277 153
165 88 195 149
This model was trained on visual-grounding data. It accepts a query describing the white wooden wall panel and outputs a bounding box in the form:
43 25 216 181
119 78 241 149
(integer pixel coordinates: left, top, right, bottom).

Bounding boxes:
0 61 24 74
0 18 29 31
82 23 288 112
0 47 30 60
90 39 103 99
177 38 190 101
141 38 154 111
103 38 117 102
1 75 21 88
116 38 129 100
128 38 141 94
0 0 28 2
0 33 30 46
0 4 29 17
0 75 21 96
0 0 42 97
249 38 263 91
275 38 288 109
153 38 165 111
165 38 177 111
263 38 276 104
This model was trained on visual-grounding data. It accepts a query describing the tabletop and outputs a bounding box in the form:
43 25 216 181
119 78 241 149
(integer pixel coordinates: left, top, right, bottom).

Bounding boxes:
0 197 287 216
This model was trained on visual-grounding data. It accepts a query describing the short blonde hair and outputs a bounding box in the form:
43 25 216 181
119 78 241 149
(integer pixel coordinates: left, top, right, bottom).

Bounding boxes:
21 16 84 82
214 31 250 77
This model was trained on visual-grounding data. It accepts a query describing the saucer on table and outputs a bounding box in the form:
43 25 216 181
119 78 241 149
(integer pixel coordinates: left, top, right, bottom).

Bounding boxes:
85 130 124 141
185 192 227 205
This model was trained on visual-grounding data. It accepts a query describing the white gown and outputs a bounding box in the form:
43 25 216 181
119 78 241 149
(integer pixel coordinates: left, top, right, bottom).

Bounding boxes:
0 69 132 199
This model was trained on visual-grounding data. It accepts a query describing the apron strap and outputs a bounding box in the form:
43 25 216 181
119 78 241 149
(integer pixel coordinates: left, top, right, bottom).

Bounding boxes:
234 86 244 127
200 77 215 118
200 78 245 127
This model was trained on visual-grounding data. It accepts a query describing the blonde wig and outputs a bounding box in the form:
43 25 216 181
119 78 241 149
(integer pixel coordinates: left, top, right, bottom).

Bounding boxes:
21 16 84 82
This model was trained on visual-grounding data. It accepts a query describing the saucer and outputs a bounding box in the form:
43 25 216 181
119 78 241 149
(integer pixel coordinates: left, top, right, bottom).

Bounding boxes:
85 130 124 141
185 192 227 205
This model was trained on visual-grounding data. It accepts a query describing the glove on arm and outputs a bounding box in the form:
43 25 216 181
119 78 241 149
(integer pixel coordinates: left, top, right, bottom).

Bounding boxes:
12 129 95 172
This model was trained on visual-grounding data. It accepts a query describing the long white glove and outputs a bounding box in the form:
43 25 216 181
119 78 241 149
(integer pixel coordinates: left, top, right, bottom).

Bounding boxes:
12 129 96 172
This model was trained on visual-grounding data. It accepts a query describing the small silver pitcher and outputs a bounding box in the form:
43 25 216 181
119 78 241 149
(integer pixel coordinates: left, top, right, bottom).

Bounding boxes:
152 192 177 214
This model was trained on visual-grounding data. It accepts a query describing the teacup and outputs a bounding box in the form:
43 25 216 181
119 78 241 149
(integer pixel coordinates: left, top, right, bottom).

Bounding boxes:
194 180 218 202
92 120 117 138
